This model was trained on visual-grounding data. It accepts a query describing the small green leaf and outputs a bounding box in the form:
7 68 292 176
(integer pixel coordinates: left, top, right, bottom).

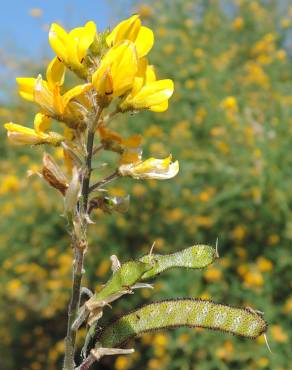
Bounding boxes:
97 299 267 348
140 244 217 280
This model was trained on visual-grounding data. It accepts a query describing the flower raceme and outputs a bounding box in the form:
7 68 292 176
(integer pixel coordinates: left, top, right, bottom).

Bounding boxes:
5 14 174 157
4 113 64 146
16 16 173 122
119 155 179 180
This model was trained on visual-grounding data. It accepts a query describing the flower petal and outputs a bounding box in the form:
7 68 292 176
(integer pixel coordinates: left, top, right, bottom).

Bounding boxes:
4 122 63 146
145 65 157 84
49 23 71 63
135 26 154 57
106 15 141 47
16 77 36 102
119 155 179 180
131 58 148 95
34 75 55 115
124 79 174 110
92 41 138 97
34 112 51 133
62 83 92 109
69 21 97 61
46 57 66 89
4 123 43 145
150 100 169 112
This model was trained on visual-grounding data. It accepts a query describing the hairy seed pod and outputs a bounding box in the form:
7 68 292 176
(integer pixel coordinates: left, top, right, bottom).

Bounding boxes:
97 299 267 348
140 244 217 280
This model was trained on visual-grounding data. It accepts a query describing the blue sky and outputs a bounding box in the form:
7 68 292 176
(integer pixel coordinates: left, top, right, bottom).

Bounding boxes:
0 0 132 58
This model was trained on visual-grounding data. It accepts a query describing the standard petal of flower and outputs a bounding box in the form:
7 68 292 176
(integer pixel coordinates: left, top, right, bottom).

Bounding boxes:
49 23 71 63
34 113 52 133
46 57 66 89
106 15 141 47
62 83 92 109
70 21 96 61
135 26 154 57
16 77 36 102
109 42 138 96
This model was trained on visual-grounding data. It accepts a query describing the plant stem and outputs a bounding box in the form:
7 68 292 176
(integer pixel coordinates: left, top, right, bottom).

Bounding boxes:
81 129 95 213
89 170 119 193
76 355 95 370
64 107 102 370
64 241 86 370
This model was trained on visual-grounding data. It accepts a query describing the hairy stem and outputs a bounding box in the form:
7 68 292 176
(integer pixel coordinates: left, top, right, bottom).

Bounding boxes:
64 108 102 370
64 242 86 370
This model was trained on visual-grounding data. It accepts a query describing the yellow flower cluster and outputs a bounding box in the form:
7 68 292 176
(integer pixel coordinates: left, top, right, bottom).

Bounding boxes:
4 15 177 182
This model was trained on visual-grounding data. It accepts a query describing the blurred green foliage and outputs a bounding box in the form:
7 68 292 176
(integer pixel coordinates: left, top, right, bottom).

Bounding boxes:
0 0 291 369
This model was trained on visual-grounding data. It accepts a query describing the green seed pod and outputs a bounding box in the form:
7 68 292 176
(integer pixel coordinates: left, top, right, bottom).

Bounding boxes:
140 244 217 280
97 299 267 348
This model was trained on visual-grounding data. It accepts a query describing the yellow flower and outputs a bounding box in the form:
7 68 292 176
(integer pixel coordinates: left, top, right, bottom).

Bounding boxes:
256 257 273 272
4 113 63 146
106 14 154 58
92 41 138 99
0 175 20 194
221 96 238 113
271 325 288 343
257 357 269 368
119 155 179 180
268 233 279 245
138 5 153 18
16 57 92 117
49 21 96 76
204 266 222 282
244 269 264 288
115 356 130 370
231 225 246 241
232 17 244 31
153 333 168 347
283 298 292 313
119 58 174 112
